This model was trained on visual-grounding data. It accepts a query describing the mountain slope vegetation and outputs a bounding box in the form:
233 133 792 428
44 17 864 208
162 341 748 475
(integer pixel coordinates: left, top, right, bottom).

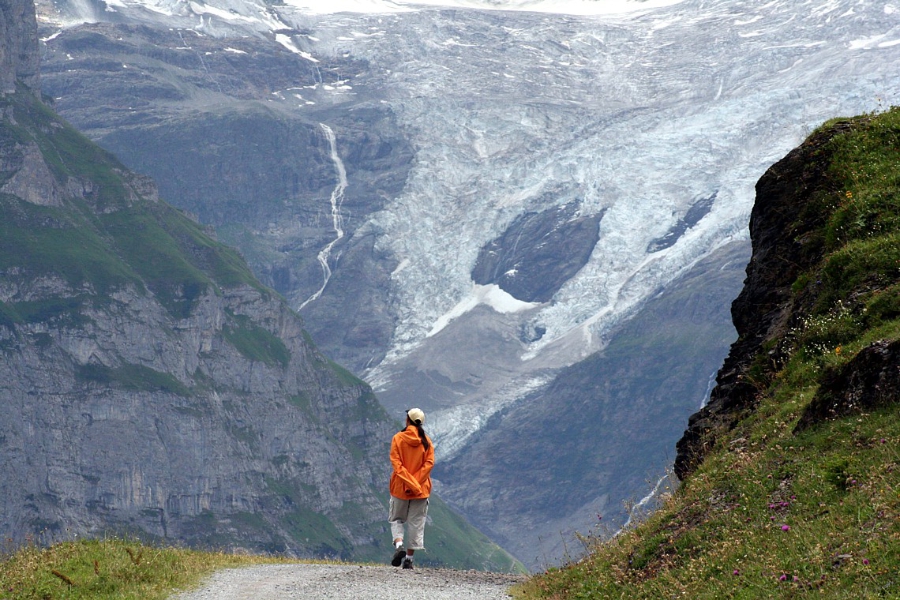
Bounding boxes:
517 108 900 597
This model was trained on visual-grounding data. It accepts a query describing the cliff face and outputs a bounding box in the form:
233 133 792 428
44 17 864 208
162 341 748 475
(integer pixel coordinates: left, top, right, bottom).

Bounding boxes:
0 86 395 558
675 114 900 479
36 21 414 375
525 108 900 595
0 0 38 93
673 126 844 479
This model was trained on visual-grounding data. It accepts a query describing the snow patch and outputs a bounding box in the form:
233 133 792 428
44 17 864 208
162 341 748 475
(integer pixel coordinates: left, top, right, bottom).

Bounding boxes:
275 33 319 62
391 258 411 277
427 284 540 338
273 0 686 16
849 35 887 49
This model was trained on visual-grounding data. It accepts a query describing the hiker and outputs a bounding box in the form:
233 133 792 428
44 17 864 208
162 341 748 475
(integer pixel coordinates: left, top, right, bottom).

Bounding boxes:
389 408 434 570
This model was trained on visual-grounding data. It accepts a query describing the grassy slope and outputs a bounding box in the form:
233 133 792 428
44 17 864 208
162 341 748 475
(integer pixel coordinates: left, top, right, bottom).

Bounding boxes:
0 88 265 321
0 539 290 600
422 496 526 573
516 109 900 599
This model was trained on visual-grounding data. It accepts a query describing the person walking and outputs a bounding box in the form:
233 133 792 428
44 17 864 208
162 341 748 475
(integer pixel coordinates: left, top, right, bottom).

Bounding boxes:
389 408 434 570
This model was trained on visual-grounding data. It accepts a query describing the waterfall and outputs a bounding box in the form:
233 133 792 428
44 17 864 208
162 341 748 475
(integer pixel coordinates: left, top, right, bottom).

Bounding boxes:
299 123 347 311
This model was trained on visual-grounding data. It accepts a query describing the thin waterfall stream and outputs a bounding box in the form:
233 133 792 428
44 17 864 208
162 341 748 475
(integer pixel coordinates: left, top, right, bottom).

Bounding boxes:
299 123 347 311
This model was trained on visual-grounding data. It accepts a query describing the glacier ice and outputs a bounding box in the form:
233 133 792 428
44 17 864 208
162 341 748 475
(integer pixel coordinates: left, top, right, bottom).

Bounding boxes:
40 0 900 455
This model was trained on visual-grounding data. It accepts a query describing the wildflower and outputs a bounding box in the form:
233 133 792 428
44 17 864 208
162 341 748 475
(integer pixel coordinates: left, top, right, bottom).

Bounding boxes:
779 574 788 581
836 346 842 355
781 525 791 531
793 576 799 582
863 558 869 565
733 569 740 576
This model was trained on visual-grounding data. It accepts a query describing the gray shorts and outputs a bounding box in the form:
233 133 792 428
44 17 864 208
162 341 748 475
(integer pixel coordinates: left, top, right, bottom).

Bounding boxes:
389 496 429 550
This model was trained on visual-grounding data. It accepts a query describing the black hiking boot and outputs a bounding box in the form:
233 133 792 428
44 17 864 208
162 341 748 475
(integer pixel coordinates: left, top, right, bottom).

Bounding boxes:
391 548 406 567
401 556 414 569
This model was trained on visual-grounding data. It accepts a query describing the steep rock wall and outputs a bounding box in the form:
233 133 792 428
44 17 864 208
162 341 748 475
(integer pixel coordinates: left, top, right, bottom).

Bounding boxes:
674 124 853 479
0 0 39 93
0 87 397 557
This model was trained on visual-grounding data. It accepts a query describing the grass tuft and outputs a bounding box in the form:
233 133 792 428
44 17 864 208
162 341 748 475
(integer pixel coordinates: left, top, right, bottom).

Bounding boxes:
0 538 288 600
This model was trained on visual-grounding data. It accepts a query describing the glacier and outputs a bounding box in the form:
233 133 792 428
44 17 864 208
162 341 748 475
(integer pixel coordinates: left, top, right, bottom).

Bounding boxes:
35 0 900 568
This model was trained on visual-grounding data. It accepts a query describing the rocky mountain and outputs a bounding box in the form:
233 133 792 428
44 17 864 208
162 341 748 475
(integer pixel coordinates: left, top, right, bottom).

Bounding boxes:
0 0 520 571
31 0 900 568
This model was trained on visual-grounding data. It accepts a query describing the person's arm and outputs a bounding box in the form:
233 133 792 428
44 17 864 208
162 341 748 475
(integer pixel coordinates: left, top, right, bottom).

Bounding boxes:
391 437 423 495
417 442 435 485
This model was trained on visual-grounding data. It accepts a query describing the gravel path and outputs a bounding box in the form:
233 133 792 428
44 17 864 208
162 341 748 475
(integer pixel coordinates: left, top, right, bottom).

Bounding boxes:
171 563 528 600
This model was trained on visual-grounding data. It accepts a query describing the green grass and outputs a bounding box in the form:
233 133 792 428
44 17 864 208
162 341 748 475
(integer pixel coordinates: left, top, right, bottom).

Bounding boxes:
0 199 139 296
0 89 267 321
424 495 528 573
0 538 286 600
326 359 367 387
515 108 900 599
222 313 290 367
75 363 191 396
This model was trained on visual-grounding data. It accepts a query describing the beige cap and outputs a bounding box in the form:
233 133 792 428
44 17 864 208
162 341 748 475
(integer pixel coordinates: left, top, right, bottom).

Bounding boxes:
407 408 425 425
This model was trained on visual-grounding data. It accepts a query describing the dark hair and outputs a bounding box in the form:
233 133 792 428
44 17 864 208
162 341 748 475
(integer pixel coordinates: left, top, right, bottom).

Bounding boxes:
405 416 430 451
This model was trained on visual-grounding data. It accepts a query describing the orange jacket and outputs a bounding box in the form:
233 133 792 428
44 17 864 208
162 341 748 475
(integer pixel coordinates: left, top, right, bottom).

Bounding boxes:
390 426 434 500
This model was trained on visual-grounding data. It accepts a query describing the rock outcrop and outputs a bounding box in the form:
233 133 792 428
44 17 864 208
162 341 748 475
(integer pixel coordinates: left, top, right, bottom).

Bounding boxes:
0 0 39 93
794 338 900 432
0 84 395 558
674 122 857 479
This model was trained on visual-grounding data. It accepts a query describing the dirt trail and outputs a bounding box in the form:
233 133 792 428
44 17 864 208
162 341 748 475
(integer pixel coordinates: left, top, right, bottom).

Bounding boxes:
172 563 527 599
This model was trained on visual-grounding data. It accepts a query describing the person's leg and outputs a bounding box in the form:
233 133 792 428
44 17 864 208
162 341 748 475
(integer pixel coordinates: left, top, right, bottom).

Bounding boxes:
388 496 409 546
388 497 410 566
404 498 429 563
